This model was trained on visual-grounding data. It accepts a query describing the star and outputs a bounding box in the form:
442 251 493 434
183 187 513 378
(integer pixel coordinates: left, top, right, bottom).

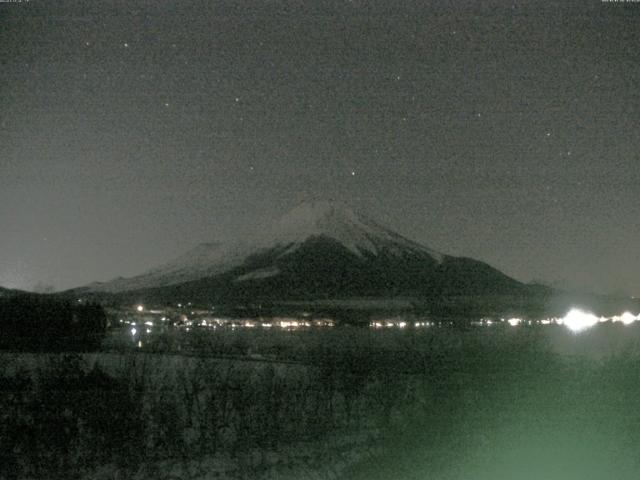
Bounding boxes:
546 132 551 137
351 171 356 176
164 102 170 107
123 43 129 48
235 97 240 102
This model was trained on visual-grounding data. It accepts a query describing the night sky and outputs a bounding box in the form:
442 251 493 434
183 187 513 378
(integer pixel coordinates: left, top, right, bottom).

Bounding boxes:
1 0 639 295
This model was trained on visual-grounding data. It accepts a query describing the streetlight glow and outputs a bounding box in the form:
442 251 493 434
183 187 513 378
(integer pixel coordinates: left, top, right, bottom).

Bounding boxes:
563 309 599 332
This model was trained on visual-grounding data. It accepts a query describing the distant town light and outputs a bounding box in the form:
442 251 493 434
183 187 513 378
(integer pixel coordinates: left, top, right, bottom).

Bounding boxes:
130 327 137 336
136 305 144 312
563 309 599 332
618 312 637 325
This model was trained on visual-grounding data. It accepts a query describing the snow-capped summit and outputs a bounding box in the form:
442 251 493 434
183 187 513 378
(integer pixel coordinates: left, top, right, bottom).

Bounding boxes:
260 200 443 261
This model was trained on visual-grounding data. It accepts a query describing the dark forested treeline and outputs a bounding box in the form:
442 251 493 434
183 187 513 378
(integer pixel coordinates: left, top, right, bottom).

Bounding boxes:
0 296 107 351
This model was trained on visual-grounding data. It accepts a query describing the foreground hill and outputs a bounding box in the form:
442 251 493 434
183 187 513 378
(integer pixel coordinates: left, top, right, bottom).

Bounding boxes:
0 286 31 299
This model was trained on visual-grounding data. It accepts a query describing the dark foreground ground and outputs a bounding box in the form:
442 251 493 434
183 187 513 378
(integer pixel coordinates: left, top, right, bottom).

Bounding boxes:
344 334 640 480
2 324 640 479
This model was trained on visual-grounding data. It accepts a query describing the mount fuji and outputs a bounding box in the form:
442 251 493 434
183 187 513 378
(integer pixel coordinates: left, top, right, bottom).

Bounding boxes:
76 201 527 302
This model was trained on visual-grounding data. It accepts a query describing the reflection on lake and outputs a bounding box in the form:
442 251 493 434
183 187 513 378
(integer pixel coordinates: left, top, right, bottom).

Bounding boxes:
106 306 640 365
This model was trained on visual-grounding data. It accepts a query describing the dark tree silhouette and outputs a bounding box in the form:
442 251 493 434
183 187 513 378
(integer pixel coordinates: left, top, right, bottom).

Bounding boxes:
0 296 107 351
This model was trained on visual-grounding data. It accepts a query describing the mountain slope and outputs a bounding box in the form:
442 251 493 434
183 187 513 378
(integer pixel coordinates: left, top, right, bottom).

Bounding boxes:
0 286 33 298
83 241 246 293
76 201 526 302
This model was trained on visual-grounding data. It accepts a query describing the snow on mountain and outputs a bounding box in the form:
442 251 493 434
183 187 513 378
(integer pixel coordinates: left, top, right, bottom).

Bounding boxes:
83 201 445 293
88 242 249 293
234 266 281 283
260 201 444 261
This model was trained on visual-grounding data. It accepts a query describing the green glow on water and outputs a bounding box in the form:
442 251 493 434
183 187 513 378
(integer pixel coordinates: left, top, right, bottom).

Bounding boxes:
344 327 640 480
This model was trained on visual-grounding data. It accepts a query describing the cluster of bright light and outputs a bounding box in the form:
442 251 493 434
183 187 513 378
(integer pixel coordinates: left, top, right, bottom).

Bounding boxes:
372 321 398 328
414 321 432 328
371 319 419 328
122 309 640 335
177 317 330 330
562 309 601 332
555 310 640 332
612 312 639 325
482 311 639 331
279 320 301 328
